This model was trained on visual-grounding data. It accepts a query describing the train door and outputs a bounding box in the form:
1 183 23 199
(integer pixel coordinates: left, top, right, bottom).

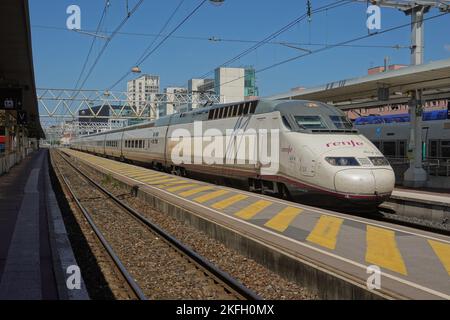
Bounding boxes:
299 146 316 177
120 131 125 159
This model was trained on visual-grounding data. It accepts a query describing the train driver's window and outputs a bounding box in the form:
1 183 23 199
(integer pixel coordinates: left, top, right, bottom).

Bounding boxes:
329 115 353 129
281 116 292 131
294 115 327 130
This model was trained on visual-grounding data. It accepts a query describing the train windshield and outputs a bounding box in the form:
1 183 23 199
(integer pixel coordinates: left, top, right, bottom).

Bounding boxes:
294 116 327 129
329 116 353 129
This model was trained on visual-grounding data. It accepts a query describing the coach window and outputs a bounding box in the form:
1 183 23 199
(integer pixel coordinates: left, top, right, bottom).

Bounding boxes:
382 141 396 158
441 140 450 158
398 141 406 158
429 140 438 158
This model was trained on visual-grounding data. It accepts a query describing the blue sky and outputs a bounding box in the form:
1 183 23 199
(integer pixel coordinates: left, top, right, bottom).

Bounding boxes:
30 0 450 97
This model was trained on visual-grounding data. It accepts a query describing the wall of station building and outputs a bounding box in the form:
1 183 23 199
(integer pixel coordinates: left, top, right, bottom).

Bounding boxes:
0 110 39 175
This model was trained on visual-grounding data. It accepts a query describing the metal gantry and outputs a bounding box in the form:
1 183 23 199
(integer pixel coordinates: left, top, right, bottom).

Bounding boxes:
37 88 221 141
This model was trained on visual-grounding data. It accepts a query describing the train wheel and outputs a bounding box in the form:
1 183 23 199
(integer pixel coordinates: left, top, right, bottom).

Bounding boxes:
278 183 291 200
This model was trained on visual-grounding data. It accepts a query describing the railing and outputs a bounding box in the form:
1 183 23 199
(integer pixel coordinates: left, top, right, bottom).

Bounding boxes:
386 157 450 177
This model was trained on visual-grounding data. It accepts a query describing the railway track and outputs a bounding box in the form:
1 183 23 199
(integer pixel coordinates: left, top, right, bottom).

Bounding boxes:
52 149 260 300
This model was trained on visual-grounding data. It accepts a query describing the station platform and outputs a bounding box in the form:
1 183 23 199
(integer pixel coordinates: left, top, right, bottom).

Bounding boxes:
392 187 450 207
0 149 88 300
62 148 450 300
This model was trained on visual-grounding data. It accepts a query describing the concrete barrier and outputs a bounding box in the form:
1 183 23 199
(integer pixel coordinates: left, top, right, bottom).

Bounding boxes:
78 162 390 300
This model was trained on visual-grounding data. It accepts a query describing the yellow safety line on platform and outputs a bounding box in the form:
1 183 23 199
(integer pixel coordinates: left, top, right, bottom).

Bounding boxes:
135 174 167 181
366 225 407 275
129 173 163 179
165 184 199 192
428 240 450 276
156 180 191 188
194 190 230 203
235 200 272 220
265 207 303 232
143 178 179 185
179 186 215 197
211 194 249 210
306 215 343 250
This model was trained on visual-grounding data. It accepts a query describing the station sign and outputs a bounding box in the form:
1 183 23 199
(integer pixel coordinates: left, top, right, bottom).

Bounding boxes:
17 110 27 125
0 88 23 110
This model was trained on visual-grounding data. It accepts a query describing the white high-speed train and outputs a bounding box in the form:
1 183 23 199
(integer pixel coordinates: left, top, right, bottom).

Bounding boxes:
71 99 395 209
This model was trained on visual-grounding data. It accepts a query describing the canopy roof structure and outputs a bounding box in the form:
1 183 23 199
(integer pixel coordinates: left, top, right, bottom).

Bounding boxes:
0 0 44 138
268 58 450 110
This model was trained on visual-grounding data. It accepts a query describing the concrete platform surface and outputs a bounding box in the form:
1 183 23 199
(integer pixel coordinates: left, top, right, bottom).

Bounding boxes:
0 149 88 300
63 148 450 300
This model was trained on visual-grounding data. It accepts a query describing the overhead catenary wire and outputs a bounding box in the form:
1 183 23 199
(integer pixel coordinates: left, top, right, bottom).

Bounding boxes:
73 1 109 91
215 11 450 91
32 24 410 50
196 0 354 80
107 0 209 91
76 0 145 93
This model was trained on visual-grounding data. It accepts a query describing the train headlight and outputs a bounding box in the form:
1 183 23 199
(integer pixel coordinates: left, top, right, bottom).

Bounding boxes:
325 157 360 166
369 156 390 166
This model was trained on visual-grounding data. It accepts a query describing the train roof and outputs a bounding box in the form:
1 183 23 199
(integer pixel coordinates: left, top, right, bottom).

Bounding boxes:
78 99 345 138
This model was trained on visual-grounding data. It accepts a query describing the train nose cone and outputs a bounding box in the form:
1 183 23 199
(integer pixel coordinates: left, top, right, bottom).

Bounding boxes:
334 169 395 195
371 168 395 194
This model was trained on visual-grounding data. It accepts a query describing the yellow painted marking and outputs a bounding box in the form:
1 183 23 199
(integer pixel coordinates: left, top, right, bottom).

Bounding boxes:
235 200 272 220
365 225 407 275
133 174 166 180
165 184 199 192
428 240 450 276
306 215 343 250
193 190 230 204
155 180 191 187
142 178 179 185
264 207 303 232
211 194 249 210
129 172 163 178
178 186 215 197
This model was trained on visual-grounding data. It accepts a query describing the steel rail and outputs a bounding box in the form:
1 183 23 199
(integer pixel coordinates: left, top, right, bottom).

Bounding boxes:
56 150 261 300
52 151 148 300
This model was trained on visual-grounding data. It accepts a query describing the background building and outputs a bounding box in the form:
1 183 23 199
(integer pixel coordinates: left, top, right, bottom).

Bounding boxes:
214 67 245 103
127 74 160 118
160 86 188 116
188 78 215 111
214 67 259 104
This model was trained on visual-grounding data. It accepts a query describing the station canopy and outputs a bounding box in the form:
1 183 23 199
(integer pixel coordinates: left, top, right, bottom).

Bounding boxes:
0 0 44 138
268 58 450 111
